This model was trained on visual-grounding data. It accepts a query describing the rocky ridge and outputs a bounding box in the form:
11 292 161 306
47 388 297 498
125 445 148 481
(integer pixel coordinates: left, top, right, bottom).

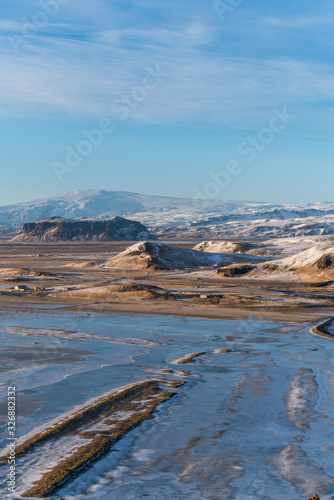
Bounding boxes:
12 216 154 242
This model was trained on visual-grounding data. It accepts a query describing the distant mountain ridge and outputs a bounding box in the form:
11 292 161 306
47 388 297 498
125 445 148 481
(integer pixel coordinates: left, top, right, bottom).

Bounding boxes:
190 207 334 226
1 190 334 238
0 190 270 229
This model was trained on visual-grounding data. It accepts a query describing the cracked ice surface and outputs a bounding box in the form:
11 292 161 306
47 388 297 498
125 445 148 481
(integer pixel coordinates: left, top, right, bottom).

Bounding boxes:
0 307 333 499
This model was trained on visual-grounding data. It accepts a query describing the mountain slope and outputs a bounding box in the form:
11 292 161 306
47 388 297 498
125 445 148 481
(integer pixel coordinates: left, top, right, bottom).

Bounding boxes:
251 244 334 281
0 190 267 229
2 190 334 239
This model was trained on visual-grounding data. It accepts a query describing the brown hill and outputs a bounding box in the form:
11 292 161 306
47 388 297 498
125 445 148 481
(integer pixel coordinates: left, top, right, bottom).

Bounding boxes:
104 242 260 271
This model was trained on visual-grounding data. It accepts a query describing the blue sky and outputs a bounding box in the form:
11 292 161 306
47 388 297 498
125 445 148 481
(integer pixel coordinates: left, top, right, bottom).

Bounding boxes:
1 0 334 205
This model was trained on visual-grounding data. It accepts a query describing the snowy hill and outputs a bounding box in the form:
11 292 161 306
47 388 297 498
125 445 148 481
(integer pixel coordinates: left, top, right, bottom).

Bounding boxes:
1 190 334 239
193 240 261 254
253 244 334 281
266 245 334 271
104 242 259 271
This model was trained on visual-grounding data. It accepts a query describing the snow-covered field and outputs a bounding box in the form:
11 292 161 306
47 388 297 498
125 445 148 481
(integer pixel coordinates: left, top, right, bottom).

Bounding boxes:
0 307 333 499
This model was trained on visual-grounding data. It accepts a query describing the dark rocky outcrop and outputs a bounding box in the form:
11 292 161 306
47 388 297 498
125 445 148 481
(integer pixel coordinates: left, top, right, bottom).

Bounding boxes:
12 217 154 242
260 263 279 272
217 264 255 277
316 254 334 269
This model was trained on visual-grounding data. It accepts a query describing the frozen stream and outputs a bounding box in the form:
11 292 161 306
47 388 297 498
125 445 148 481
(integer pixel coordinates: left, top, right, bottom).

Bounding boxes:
0 305 333 499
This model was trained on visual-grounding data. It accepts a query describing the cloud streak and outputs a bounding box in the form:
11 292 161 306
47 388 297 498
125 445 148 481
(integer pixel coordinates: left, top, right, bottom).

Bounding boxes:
0 0 334 132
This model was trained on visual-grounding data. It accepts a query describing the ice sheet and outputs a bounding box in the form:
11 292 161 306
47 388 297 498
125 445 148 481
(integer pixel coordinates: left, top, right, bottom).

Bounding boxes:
0 307 333 499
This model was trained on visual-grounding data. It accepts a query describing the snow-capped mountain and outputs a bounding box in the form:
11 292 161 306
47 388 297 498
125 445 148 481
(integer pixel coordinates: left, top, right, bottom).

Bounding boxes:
0 190 270 229
1 189 334 238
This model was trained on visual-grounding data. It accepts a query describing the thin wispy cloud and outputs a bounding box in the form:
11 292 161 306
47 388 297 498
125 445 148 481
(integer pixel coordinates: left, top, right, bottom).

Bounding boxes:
264 15 334 28
0 0 333 132
1 0 334 206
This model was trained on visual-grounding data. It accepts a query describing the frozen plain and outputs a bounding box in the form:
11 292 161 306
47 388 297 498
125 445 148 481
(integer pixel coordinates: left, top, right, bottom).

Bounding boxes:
0 306 333 499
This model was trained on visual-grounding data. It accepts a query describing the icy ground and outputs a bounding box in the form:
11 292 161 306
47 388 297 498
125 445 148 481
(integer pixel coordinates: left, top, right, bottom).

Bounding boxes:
0 307 333 499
